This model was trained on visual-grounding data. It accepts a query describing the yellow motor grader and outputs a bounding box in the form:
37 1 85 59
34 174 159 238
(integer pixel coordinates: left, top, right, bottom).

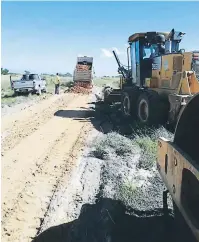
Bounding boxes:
103 29 199 241
104 29 199 129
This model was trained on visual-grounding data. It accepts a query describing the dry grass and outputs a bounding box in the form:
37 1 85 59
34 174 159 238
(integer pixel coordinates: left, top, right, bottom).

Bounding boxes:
90 132 137 160
93 77 120 88
116 181 139 207
113 127 173 208
1 74 21 90
132 126 173 170
1 74 73 107
91 126 172 164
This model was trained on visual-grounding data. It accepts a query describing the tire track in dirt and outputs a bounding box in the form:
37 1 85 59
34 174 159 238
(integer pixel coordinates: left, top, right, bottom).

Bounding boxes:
1 95 62 131
1 93 76 154
2 95 88 215
1 94 93 242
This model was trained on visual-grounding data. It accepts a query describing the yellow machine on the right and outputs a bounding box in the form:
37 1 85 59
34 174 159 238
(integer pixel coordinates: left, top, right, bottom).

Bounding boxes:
157 92 199 242
108 29 199 241
108 29 199 129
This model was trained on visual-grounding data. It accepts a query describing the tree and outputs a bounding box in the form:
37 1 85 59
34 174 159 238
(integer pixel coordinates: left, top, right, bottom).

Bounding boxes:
1 68 9 75
65 72 72 77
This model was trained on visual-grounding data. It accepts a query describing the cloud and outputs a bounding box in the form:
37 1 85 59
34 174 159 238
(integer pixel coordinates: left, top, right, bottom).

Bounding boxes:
100 48 113 58
100 47 125 58
112 47 125 55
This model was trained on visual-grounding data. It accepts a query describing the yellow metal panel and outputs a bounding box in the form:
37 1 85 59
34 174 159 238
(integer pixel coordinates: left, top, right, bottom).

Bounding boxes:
189 72 199 94
157 138 199 241
182 52 192 72
151 70 161 88
178 71 199 95
161 55 172 78
160 54 184 90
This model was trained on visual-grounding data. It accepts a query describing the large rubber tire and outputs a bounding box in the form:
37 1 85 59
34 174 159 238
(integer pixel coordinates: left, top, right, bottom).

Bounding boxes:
42 88 47 93
103 87 113 104
172 200 197 242
121 92 132 117
13 90 19 96
137 92 168 126
174 93 199 162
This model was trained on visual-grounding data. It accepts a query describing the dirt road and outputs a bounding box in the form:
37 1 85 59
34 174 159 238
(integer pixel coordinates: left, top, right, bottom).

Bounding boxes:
2 89 196 242
1 93 94 242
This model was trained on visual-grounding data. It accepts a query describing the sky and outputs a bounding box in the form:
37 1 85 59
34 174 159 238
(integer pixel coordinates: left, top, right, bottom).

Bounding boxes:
1 1 199 76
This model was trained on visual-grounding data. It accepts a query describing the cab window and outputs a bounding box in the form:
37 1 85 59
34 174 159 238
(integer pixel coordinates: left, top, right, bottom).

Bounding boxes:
142 45 157 59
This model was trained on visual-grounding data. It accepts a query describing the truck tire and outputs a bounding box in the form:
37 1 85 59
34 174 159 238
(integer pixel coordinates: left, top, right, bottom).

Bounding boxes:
37 86 42 95
121 92 132 117
137 92 167 126
14 90 19 96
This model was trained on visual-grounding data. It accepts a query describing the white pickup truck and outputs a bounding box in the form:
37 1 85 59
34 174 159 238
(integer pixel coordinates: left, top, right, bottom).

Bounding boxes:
11 74 47 95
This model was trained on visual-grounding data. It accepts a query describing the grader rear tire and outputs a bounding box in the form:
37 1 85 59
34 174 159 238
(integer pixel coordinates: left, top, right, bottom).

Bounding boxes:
137 92 168 126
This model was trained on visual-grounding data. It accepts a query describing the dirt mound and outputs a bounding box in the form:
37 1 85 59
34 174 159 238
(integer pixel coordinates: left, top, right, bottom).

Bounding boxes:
69 82 93 94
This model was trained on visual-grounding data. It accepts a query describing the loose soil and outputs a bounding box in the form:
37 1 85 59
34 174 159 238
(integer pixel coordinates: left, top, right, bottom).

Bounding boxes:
1 87 196 242
1 92 94 242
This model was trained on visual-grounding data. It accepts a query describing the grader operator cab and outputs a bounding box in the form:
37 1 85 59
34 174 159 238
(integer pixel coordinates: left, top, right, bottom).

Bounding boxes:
104 29 199 128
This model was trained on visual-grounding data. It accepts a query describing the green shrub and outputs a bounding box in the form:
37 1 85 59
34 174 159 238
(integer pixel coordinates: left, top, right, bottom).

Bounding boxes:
116 181 138 207
91 132 136 160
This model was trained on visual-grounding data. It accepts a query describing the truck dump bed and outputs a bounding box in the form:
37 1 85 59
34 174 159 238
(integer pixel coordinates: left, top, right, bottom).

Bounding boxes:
73 56 93 83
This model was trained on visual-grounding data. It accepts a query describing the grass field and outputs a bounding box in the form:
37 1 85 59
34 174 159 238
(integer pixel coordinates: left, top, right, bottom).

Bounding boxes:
1 74 119 107
1 75 119 94
1 74 73 90
1 74 73 107
93 77 120 88
1 74 21 90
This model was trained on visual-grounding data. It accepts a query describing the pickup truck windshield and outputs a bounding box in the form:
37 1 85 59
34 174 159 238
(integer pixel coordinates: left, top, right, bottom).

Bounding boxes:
22 75 29 80
29 74 39 80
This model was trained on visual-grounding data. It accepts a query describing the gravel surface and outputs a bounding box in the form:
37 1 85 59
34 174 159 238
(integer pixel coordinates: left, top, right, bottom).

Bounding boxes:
1 92 93 242
2 85 195 242
1 94 49 117
34 129 196 242
33 87 197 242
1 88 68 117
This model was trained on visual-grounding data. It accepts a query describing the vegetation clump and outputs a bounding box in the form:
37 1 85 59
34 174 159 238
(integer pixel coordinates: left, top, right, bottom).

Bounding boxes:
91 132 137 160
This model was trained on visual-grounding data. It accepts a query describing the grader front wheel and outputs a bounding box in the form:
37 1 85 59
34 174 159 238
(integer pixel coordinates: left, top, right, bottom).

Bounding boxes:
121 92 131 117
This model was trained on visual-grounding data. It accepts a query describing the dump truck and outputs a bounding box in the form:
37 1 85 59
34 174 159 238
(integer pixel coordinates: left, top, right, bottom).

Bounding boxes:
157 92 199 241
73 56 93 88
103 29 199 129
